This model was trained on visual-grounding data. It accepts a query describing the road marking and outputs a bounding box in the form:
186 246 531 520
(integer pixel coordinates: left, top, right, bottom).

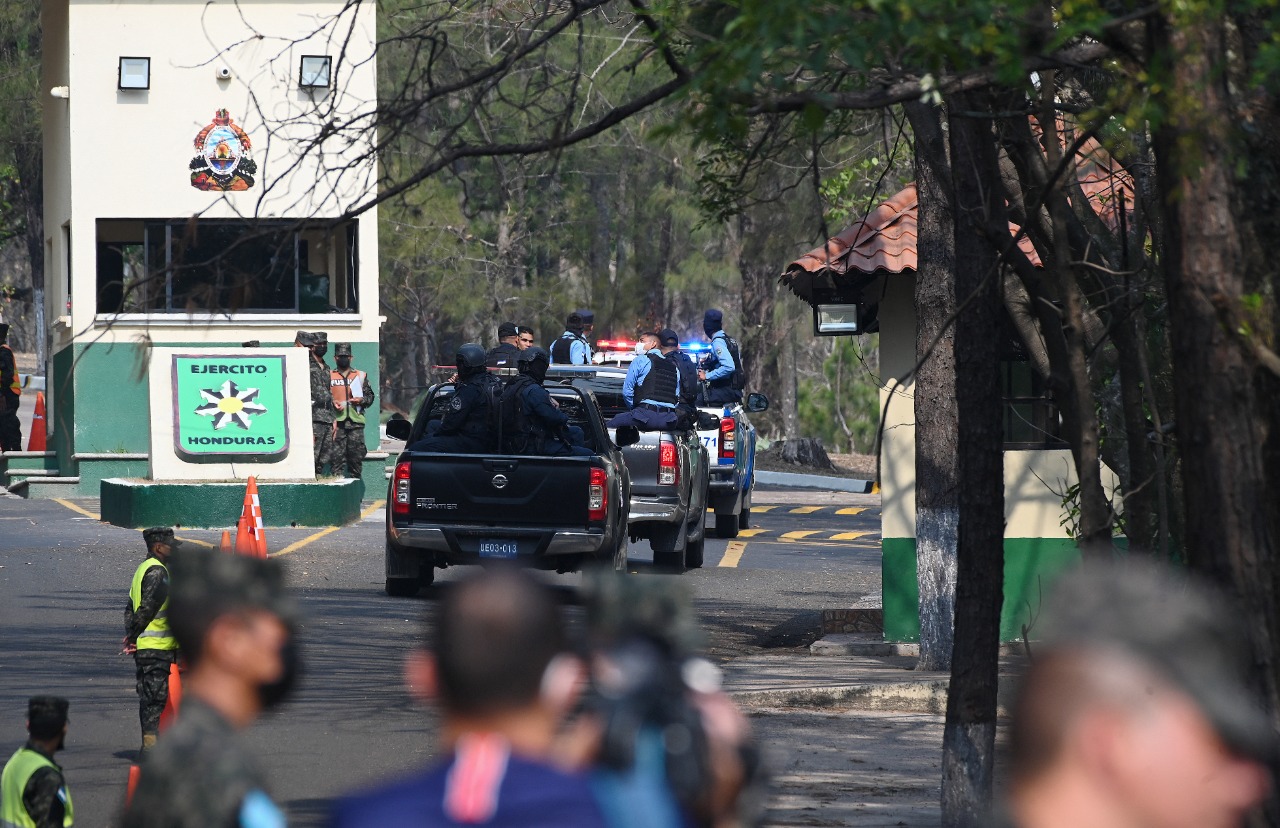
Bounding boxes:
788 506 822 514
751 505 777 513
781 530 820 540
829 531 870 541
270 500 386 558
717 540 747 567
835 507 866 515
737 528 767 537
175 536 214 548
54 499 100 520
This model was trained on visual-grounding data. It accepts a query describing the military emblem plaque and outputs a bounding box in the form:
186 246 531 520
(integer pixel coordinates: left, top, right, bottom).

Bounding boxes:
172 354 290 459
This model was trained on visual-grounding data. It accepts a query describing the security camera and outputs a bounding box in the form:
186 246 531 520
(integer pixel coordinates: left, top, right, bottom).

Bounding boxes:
216 66 232 80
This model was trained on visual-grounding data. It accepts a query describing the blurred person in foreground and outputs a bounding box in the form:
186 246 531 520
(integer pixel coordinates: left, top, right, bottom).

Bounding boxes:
328 566 608 827
995 560 1276 828
122 549 300 828
1 696 72 828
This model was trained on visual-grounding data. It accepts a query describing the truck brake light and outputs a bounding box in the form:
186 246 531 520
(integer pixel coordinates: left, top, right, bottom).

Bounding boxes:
719 416 736 463
393 461 411 515
588 467 608 522
659 441 678 486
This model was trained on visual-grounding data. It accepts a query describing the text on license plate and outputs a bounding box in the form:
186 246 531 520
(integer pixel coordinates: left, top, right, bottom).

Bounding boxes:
479 539 519 558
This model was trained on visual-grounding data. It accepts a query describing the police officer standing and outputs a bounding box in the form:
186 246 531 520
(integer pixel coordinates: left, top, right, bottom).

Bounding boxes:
486 322 524 370
121 549 300 828
1 697 73 828
122 528 180 756
0 323 22 451
698 309 742 405
408 344 497 454
501 348 592 456
667 338 701 421
550 310 594 365
307 331 337 475
330 343 375 479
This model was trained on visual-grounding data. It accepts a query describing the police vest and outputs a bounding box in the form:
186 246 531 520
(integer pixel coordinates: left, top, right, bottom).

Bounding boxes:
1 747 74 828
668 353 699 406
635 354 679 407
550 332 589 365
499 377 545 454
1 344 19 396
129 559 177 652
330 369 368 425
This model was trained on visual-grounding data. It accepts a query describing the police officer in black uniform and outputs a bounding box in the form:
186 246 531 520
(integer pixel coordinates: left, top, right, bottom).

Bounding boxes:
501 348 593 456
408 344 498 454
486 322 523 371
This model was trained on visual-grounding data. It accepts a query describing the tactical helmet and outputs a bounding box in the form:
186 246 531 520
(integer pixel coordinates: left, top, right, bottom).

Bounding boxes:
517 346 550 382
455 343 488 378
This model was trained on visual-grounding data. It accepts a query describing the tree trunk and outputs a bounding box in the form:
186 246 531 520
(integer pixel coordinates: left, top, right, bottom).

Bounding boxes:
737 209 780 414
905 100 959 673
1150 10 1280 766
940 92 1005 828
14 133 45 371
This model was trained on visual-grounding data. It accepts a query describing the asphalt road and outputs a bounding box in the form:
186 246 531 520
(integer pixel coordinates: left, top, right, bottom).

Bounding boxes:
0 487 885 826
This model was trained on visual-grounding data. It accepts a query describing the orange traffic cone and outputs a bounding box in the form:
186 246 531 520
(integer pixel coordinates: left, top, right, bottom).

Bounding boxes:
233 509 253 556
158 663 182 732
126 764 141 805
26 391 46 451
244 476 267 560
219 530 232 553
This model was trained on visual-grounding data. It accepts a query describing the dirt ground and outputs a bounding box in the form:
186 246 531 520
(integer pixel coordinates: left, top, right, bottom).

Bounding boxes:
755 447 878 480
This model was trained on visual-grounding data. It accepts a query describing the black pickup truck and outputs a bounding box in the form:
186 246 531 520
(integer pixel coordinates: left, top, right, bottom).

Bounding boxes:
382 382 633 596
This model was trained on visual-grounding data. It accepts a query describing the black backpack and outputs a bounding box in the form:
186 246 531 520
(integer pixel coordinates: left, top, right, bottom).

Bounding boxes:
499 376 538 453
480 373 504 449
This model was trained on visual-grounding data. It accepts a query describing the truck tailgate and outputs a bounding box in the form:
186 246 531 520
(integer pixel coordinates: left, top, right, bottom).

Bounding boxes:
405 453 595 527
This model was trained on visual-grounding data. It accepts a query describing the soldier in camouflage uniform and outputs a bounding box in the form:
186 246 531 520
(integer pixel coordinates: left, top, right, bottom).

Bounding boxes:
330 343 375 479
308 331 336 475
121 547 301 828
123 527 181 756
1 696 73 828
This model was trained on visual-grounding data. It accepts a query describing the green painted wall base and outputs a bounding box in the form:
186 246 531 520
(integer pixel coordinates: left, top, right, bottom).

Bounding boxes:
882 536 1083 642
101 477 364 529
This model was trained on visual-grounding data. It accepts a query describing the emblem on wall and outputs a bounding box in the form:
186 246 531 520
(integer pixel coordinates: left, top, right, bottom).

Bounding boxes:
189 109 258 191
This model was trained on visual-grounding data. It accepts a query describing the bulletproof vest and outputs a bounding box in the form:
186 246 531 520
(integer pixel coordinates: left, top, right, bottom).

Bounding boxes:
500 376 545 453
550 332 585 364
636 353 679 406
667 352 698 406
486 342 519 369
455 376 496 441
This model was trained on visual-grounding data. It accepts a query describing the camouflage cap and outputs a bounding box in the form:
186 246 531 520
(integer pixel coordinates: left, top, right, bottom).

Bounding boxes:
1039 560 1279 763
27 696 69 739
142 526 177 548
168 548 301 646
295 330 315 347
311 331 328 345
334 343 352 357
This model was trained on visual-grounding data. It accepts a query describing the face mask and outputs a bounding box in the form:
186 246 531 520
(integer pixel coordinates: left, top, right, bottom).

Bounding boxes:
336 356 351 369
258 637 301 710
313 344 328 358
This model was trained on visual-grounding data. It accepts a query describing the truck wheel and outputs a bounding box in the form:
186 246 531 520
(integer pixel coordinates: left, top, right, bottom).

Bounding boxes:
419 565 436 588
385 577 420 597
653 545 684 570
684 535 705 569
738 508 751 530
715 513 740 539
612 533 629 572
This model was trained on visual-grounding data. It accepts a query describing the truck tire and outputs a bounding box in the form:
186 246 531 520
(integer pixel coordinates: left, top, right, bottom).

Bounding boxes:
385 538 425 597
684 535 705 569
738 508 751 530
385 577 419 597
612 532 629 572
715 513 740 539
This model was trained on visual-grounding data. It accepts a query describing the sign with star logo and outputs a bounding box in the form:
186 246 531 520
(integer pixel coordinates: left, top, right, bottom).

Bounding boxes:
172 355 290 459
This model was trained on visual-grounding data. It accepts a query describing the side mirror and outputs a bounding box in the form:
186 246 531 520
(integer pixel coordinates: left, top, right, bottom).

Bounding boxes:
746 392 770 413
385 415 412 442
614 425 641 448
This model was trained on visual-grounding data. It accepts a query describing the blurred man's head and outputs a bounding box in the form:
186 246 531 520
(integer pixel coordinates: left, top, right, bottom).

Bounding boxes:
406 567 581 750
1007 561 1274 828
27 696 69 751
143 527 179 560
168 550 301 724
657 329 680 356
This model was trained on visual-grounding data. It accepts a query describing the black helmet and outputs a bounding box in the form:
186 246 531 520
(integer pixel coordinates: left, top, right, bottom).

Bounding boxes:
517 346 550 382
456 343 488 378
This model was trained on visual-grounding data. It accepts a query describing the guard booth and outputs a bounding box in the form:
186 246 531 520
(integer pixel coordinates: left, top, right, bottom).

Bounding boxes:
782 184 1122 643
9 0 381 526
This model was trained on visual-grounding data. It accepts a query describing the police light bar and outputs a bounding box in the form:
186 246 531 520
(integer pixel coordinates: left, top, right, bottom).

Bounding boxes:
680 342 710 352
595 339 637 352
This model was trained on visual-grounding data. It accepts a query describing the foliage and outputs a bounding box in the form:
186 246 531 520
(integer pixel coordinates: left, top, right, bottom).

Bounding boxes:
798 336 881 454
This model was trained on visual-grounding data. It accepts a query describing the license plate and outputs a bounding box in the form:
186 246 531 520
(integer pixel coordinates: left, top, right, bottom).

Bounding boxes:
478 539 519 559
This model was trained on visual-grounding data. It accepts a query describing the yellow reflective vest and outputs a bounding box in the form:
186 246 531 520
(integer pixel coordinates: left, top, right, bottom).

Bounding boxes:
1 746 73 827
129 558 176 652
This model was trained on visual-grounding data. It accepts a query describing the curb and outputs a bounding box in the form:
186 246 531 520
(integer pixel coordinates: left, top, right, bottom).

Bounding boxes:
729 674 1020 715
754 470 874 492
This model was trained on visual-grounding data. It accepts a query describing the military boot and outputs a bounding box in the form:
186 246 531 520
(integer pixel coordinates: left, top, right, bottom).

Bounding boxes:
140 732 158 756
